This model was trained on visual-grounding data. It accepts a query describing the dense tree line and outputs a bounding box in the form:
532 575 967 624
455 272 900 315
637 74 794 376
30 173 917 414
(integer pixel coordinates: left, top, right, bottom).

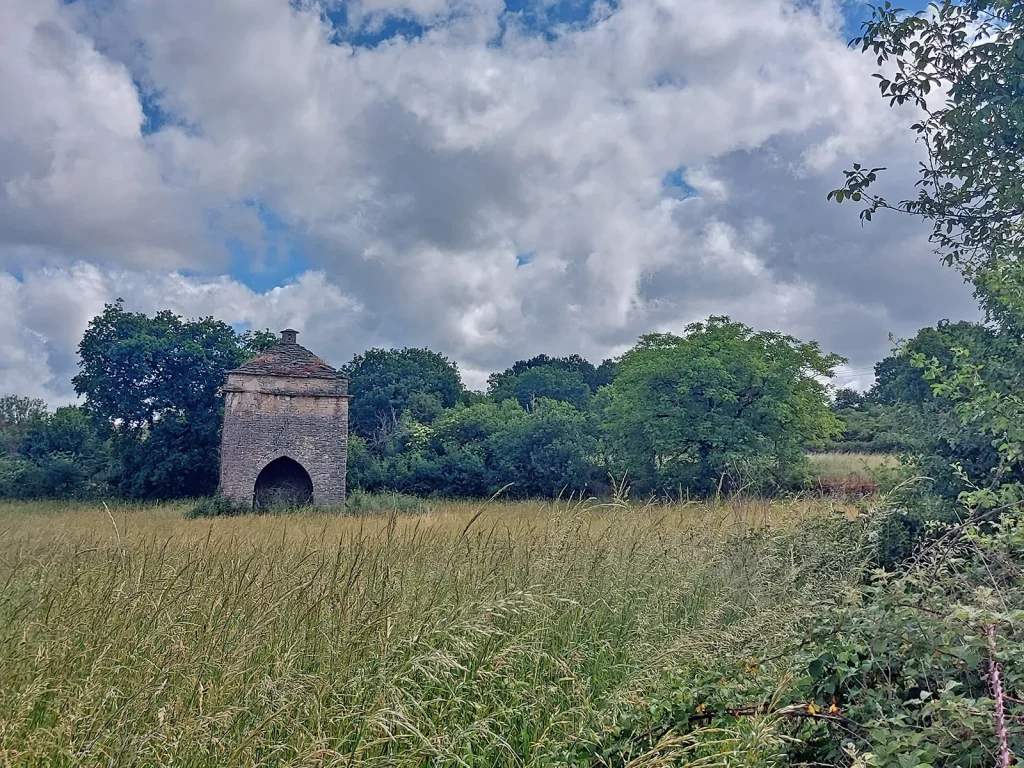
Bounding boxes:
2 298 1018 506
1 304 856 501
823 318 1024 513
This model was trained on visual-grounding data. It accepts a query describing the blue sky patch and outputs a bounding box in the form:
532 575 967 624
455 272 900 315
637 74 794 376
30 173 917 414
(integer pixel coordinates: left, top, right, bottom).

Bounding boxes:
516 251 535 268
662 168 698 200
319 0 618 50
208 201 310 293
841 0 931 42
136 81 175 136
492 0 618 45
325 4 427 49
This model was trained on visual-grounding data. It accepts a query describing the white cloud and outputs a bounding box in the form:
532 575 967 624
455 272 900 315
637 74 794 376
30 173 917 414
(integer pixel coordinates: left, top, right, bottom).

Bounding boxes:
0 0 219 270
0 264 365 403
0 0 978 402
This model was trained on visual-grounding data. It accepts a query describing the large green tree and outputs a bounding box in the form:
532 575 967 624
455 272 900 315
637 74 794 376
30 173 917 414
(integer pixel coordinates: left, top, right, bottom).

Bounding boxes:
73 300 275 499
832 0 1024 513
487 354 614 395
343 348 465 441
600 317 843 496
489 364 593 410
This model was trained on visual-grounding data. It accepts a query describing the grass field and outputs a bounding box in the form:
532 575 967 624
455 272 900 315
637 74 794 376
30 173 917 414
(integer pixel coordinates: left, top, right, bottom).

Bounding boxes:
0 497 857 766
808 451 899 487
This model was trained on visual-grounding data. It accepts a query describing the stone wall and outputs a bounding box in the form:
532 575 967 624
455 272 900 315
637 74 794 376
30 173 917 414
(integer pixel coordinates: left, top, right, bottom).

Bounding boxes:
219 372 350 508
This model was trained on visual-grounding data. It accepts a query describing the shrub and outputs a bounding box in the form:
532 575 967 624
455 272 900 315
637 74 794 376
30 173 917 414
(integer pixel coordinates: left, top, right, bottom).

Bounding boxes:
185 495 251 518
344 489 429 515
563 513 1024 766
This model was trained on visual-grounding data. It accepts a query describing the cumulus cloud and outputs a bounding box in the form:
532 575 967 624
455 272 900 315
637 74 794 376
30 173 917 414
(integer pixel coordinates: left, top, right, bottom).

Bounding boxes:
0 0 977 403
0 264 366 403
0 0 220 270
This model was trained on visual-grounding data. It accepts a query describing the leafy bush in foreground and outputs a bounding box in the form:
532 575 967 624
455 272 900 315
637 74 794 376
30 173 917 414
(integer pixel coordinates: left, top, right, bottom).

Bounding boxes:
565 513 1024 767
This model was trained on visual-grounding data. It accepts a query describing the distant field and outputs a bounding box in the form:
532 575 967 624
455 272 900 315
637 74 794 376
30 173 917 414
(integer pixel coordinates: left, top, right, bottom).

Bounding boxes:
808 451 899 488
0 497 854 766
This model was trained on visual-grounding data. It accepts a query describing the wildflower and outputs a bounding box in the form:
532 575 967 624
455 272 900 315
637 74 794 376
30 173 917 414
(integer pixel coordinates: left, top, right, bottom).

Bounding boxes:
807 700 819 715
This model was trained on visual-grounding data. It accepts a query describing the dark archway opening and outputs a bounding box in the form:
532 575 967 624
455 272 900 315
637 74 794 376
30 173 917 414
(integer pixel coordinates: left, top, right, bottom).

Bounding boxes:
254 457 314 510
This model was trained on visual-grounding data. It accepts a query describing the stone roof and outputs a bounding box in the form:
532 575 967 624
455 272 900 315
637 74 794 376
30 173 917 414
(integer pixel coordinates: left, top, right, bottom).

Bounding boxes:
227 342 349 380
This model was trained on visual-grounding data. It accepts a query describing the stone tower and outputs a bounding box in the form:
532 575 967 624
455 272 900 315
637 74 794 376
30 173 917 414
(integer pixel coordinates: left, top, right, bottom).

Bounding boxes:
219 330 350 509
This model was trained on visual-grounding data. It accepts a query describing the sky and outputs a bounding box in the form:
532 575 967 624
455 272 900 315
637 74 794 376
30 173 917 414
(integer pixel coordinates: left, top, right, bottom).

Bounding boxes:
1 0 974 402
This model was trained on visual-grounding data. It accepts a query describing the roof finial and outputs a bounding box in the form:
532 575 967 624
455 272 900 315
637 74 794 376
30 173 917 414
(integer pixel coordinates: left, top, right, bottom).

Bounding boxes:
280 329 299 344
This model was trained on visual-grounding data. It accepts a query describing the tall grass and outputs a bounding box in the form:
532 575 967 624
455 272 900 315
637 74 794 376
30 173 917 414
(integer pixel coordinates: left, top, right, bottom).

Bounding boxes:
808 451 898 483
0 497 854 766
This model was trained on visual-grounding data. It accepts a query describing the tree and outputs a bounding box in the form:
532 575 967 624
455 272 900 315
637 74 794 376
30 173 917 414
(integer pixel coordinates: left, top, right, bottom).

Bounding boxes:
600 317 843 496
828 387 909 453
485 398 599 497
343 348 465 441
73 300 273 499
830 1 1024 323
20 406 103 463
0 395 47 455
832 387 865 410
417 400 526 497
832 1 1024 514
488 354 610 395
350 397 601 499
489 364 592 410
870 320 999 406
0 406 111 499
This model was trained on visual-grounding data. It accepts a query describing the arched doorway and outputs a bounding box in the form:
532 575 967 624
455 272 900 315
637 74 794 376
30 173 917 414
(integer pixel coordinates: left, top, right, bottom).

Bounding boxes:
253 457 314 510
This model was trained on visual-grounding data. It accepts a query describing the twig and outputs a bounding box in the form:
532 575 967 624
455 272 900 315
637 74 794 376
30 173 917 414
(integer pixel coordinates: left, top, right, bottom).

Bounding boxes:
986 623 1012 768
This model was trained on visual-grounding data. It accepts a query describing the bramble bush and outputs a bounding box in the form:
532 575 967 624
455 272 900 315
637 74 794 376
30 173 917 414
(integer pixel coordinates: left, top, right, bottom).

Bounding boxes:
563 510 1024 767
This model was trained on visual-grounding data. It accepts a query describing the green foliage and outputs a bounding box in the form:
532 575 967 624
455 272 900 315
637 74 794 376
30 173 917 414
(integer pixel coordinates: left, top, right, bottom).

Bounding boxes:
833 387 865 410
21 406 101 463
0 395 47 455
830 1 1024 319
487 353 613 395
600 317 844 496
187 494 262 518
833 0 1024 549
807 11 1024 761
872 321 1000 407
21 407 109 499
566 512 1024 767
0 404 110 499
73 300 267 500
479 398 599 497
0 456 32 498
344 347 465 441
830 402 905 454
489 364 592 410
345 434 378 491
74 300 247 429
353 398 600 499
344 488 430 515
